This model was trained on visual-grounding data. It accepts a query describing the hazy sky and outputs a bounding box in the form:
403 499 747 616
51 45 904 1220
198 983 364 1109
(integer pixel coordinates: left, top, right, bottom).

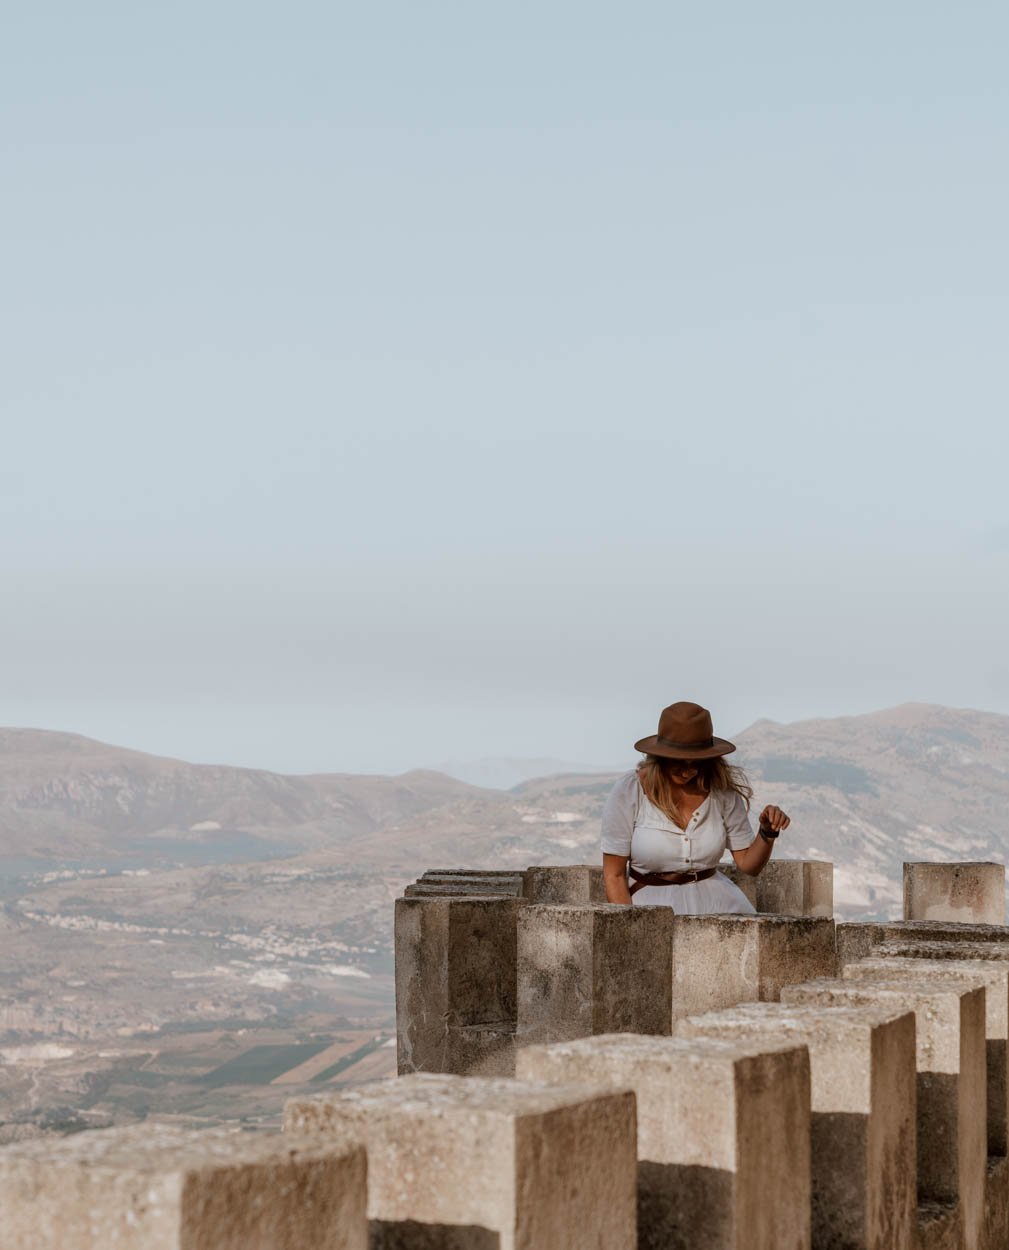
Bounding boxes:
3 2 1008 774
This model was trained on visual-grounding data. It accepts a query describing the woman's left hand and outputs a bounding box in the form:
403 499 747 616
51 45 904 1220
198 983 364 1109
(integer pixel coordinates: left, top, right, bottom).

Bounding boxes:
759 805 790 833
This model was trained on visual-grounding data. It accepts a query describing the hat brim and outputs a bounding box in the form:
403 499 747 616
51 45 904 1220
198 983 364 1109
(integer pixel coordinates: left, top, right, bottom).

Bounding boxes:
633 735 736 760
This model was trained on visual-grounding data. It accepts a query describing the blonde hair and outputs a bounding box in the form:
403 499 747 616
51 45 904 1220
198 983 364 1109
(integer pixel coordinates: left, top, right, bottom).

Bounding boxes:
637 753 753 826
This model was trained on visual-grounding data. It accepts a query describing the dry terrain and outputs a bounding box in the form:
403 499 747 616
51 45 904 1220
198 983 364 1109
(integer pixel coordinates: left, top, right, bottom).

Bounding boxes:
2 701 1007 1138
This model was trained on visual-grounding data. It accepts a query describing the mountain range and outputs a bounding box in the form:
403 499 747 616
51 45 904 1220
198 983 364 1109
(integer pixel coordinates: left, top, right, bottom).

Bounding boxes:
2 702 1007 917
430 757 619 790
2 701 1006 1135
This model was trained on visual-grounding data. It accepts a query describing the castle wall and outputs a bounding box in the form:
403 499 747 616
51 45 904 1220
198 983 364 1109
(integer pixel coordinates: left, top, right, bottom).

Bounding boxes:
285 1072 638 1250
904 863 1006 927
674 1002 917 1250
4 858 1009 1249
517 1032 811 1250
0 1124 367 1250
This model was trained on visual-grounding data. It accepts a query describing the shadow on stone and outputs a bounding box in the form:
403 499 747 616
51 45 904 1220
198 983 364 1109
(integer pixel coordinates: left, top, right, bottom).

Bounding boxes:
917 1072 960 1203
984 1155 1009 1250
811 1111 867 1249
989 1038 1007 1156
370 1219 501 1249
916 1198 960 1250
637 1161 733 1250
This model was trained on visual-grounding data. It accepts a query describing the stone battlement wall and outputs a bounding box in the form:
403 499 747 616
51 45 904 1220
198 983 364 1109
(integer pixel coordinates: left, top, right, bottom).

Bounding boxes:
1 859 1007 1249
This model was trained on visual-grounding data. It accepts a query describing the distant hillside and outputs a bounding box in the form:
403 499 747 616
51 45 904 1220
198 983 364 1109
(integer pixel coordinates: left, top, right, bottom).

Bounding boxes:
732 701 1009 913
0 729 490 870
2 704 1008 919
432 757 620 789
4 701 1006 1139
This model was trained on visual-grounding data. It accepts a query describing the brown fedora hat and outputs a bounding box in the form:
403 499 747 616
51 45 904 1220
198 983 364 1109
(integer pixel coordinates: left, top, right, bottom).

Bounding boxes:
634 701 736 760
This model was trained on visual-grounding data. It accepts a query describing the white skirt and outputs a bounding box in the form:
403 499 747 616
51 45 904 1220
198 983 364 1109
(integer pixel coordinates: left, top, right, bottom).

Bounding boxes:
631 869 756 915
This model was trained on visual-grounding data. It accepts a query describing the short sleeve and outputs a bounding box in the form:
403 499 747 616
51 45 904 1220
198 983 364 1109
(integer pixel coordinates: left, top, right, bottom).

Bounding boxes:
721 790 755 851
600 770 639 857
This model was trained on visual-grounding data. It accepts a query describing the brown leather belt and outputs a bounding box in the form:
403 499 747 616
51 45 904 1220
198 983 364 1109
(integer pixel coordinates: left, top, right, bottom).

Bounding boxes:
628 867 716 896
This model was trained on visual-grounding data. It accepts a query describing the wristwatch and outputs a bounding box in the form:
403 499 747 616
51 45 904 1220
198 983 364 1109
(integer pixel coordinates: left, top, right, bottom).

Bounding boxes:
759 825 780 841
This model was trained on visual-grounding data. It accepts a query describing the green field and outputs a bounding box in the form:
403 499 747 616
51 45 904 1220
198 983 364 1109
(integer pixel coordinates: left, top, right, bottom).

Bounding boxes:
310 1036 386 1083
199 1043 331 1087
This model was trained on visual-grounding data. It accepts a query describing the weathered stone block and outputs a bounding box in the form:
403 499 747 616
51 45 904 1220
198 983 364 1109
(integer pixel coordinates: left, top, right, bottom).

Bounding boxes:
720 861 833 916
0 1124 367 1250
917 1202 961 1250
395 896 520 1076
516 1032 810 1250
756 859 834 918
847 953 1009 1158
878 939 1009 961
403 869 526 898
517 903 673 1045
675 1002 916 1250
836 920 1009 969
782 977 986 1250
983 1155 1009 1250
670 915 837 1019
284 1072 637 1250
904 862 1006 926
448 1023 518 1078
522 864 606 903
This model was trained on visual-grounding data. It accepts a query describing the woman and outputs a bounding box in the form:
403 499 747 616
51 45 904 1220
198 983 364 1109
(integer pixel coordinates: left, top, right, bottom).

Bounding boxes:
601 701 790 913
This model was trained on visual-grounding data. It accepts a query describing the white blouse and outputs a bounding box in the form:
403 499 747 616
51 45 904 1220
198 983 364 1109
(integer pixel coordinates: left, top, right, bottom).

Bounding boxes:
600 769 756 874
